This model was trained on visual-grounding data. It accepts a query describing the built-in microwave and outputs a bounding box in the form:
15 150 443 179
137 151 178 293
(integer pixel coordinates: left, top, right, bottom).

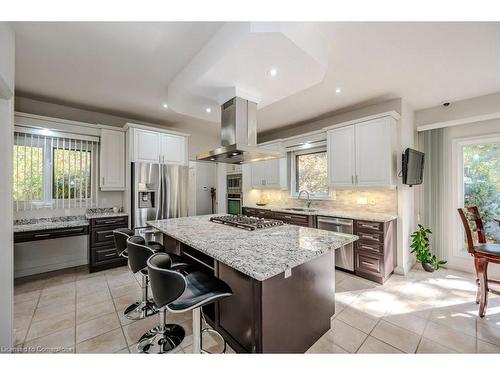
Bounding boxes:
227 174 242 214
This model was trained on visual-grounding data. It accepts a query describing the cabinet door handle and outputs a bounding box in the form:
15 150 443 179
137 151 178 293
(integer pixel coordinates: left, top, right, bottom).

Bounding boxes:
103 220 119 224
351 176 354 184
355 175 358 184
34 233 51 238
102 177 105 186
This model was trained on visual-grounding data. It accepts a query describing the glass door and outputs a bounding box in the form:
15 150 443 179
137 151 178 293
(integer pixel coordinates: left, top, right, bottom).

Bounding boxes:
458 139 500 246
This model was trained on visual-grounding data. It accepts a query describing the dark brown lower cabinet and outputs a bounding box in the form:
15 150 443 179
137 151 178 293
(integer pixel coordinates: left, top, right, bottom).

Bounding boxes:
89 216 128 272
242 207 315 227
178 240 334 353
354 219 396 284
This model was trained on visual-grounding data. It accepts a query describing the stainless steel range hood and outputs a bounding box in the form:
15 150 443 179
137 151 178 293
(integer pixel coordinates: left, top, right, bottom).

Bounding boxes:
196 97 283 164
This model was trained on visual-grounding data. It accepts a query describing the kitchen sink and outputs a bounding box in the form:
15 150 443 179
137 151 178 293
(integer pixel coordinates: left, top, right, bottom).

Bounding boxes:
283 207 318 212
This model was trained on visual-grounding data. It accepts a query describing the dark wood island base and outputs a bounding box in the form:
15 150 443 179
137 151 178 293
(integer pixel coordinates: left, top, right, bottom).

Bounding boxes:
167 235 335 353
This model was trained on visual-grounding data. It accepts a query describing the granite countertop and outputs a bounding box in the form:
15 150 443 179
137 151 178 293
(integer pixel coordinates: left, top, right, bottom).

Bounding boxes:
14 208 129 233
14 216 89 233
246 205 397 223
85 208 128 219
147 215 358 281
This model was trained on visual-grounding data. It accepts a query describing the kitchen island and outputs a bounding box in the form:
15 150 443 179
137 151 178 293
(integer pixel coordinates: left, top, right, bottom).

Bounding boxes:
147 215 358 353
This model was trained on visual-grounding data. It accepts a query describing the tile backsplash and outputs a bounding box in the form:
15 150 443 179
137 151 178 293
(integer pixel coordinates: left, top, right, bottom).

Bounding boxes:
245 188 398 215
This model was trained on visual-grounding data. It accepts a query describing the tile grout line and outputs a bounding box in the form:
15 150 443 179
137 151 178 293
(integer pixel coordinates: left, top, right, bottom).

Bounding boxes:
105 270 131 353
19 287 43 347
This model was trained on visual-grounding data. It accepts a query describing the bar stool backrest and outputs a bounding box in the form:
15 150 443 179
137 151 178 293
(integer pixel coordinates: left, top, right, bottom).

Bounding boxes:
127 235 155 273
113 228 134 256
147 253 187 309
457 206 487 254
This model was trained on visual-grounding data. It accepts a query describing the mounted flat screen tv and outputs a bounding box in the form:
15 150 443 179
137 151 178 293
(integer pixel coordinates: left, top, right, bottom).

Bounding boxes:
402 148 424 186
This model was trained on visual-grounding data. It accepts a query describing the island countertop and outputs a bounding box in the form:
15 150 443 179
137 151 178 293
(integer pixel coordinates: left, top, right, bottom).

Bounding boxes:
147 215 358 281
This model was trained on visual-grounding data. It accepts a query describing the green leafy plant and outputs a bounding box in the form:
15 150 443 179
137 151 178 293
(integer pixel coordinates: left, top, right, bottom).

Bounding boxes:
410 224 447 270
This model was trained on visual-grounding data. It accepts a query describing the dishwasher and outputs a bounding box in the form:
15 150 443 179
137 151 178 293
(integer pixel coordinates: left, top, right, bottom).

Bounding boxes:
317 216 354 272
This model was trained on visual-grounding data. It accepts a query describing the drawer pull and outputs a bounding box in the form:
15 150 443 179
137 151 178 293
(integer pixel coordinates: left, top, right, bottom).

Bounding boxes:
34 233 51 238
361 234 378 241
284 215 292 219
104 220 120 224
360 224 379 230
361 245 379 252
361 260 375 266
104 253 116 258
105 234 114 239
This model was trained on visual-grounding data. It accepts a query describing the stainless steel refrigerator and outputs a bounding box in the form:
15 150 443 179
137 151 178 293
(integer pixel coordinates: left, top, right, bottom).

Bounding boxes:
131 163 188 241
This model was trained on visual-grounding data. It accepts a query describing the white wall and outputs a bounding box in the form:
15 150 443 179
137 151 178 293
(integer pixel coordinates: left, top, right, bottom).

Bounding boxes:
15 96 221 161
395 100 417 275
0 22 15 349
416 92 500 130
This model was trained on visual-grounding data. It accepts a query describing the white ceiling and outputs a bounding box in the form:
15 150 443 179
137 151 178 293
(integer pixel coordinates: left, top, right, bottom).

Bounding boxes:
12 22 500 134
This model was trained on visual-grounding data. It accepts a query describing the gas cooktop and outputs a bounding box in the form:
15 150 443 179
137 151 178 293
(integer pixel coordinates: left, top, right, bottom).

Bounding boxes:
210 215 284 231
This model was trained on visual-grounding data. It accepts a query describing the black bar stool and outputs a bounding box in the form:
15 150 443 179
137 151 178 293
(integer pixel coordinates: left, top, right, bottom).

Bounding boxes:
113 228 165 258
141 253 232 354
125 236 188 321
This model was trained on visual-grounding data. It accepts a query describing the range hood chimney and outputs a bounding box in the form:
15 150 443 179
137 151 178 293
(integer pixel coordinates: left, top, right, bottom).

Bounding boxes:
196 97 283 164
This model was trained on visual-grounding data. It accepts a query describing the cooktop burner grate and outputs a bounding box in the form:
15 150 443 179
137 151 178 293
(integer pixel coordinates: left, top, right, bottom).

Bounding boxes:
210 215 284 231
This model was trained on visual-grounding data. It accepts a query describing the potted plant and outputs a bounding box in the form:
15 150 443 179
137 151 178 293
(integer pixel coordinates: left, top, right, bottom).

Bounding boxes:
410 224 447 272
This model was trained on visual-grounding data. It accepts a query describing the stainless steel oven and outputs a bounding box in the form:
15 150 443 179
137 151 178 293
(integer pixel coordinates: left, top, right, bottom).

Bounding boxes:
317 216 354 271
227 173 242 215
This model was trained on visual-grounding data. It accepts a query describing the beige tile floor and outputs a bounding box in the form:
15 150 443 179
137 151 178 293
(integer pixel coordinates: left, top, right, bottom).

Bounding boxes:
13 264 500 354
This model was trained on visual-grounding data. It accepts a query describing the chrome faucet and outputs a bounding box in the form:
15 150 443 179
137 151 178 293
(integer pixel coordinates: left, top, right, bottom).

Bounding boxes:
298 190 312 208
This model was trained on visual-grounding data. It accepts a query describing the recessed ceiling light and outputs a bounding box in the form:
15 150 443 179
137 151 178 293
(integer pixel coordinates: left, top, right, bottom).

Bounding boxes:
268 68 278 77
335 88 341 94
210 158 215 161
205 107 212 113
231 152 239 156
162 103 168 109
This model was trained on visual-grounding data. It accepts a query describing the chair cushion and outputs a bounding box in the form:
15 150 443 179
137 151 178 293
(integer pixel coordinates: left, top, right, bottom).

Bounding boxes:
167 271 232 312
475 243 500 255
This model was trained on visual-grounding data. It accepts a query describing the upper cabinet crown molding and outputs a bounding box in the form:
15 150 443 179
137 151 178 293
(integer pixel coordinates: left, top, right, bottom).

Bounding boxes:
122 122 190 137
322 111 401 132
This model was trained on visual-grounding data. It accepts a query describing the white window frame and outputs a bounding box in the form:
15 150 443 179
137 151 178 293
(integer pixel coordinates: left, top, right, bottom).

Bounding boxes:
451 134 500 258
14 134 98 210
290 146 329 199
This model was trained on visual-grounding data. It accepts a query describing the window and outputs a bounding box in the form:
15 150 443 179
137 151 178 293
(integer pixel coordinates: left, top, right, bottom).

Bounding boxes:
291 147 329 197
13 131 99 210
53 147 92 200
462 141 500 243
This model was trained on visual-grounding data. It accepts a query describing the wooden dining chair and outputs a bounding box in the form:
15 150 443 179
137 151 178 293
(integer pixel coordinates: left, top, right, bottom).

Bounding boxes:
457 206 500 317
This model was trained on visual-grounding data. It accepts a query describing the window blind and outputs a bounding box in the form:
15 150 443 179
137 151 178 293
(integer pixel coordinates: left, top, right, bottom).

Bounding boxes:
13 131 99 211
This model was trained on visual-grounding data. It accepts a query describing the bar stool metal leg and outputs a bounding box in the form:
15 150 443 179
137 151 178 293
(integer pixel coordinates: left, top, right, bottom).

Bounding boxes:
124 273 158 320
192 307 202 354
191 308 227 354
137 307 185 354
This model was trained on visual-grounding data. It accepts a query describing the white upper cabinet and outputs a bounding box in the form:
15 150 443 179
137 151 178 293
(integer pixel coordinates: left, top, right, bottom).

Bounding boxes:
100 129 125 191
130 127 188 165
327 125 356 187
355 117 395 186
327 116 396 188
160 133 187 165
250 142 287 189
134 129 161 163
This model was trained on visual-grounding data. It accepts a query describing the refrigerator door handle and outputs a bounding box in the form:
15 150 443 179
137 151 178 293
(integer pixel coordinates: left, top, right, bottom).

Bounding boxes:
156 163 162 220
